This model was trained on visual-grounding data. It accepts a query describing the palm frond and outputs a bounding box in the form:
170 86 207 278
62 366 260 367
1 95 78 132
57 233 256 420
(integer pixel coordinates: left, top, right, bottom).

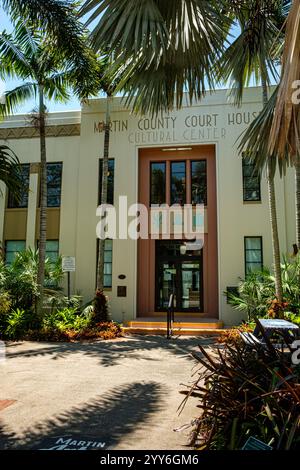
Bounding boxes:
0 145 22 199
269 0 300 159
0 30 31 80
2 83 38 115
217 0 285 104
238 86 292 177
80 0 229 114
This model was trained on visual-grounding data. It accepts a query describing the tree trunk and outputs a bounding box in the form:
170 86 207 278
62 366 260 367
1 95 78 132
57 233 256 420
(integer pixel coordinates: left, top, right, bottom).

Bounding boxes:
36 85 47 318
261 78 283 307
295 157 300 250
96 95 111 292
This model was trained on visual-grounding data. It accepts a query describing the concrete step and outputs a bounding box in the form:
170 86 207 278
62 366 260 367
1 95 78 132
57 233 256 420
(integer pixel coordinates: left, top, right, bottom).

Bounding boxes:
123 326 224 336
126 320 223 329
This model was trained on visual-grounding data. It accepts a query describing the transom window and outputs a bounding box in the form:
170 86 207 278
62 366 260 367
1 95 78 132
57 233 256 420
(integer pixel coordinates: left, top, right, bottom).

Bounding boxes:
191 160 207 205
149 159 207 206
7 164 30 208
244 237 263 274
242 158 261 202
150 162 166 205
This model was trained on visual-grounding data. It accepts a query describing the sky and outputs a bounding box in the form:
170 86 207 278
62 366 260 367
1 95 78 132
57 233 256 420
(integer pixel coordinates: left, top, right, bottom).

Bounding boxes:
0 6 82 113
0 7 264 115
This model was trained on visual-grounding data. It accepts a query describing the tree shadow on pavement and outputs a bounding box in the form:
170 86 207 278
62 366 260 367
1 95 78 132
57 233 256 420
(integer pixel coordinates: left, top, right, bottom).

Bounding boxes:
0 381 164 450
4 335 216 368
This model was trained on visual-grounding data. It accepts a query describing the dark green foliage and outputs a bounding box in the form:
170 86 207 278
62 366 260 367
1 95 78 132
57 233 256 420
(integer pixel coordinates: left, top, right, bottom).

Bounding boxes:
92 289 109 323
181 332 300 450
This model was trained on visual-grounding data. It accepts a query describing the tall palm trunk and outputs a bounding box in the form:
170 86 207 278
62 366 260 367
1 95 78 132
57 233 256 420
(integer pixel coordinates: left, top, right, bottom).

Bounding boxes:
36 84 47 317
261 78 283 307
295 157 300 250
96 95 111 292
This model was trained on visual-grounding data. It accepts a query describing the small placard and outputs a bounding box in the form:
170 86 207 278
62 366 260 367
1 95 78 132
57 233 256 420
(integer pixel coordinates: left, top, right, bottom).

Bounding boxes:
62 256 76 273
117 286 127 297
242 436 273 451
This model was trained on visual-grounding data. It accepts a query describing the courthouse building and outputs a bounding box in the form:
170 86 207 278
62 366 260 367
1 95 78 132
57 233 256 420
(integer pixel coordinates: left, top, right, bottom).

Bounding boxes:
0 87 295 326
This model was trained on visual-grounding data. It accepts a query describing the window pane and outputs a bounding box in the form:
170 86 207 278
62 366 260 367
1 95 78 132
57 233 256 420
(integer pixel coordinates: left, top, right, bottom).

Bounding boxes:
47 163 62 207
245 237 261 250
191 160 207 205
150 162 166 205
99 159 114 205
7 164 30 208
246 250 261 263
104 275 112 287
171 162 186 205
5 240 26 264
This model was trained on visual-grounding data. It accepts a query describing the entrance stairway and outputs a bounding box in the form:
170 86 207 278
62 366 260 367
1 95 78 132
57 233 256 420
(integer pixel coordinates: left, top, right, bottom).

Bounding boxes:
123 317 224 336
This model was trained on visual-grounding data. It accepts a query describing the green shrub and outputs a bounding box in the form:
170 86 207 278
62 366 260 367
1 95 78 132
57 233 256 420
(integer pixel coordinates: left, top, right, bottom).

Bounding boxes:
43 307 90 332
4 309 34 339
227 255 300 320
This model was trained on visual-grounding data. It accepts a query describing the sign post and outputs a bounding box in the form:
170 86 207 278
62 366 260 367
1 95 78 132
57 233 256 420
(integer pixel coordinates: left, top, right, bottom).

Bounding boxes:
62 257 76 300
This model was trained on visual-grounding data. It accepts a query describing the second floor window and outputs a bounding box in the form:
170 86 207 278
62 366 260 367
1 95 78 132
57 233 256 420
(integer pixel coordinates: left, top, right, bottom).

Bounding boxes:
7 164 30 208
99 159 114 205
46 163 63 207
242 158 261 202
191 160 207 205
150 162 166 205
171 161 186 205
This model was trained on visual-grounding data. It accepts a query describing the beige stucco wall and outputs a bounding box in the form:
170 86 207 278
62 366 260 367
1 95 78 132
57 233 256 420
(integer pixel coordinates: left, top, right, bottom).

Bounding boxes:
0 89 296 326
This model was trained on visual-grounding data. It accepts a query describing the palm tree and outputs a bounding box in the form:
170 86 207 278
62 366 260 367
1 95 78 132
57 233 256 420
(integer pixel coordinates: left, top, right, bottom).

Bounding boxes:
0 20 99 317
216 0 286 305
80 0 228 114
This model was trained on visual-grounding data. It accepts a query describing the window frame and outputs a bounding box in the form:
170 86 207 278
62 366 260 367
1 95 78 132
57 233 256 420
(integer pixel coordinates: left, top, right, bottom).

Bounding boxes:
244 236 263 275
170 160 186 206
191 159 207 206
96 239 113 289
150 161 166 206
7 163 30 209
5 240 26 265
242 158 261 203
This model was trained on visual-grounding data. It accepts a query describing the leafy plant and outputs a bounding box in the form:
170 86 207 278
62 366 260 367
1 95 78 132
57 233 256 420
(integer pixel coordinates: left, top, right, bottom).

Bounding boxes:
181 332 300 450
228 255 300 320
4 308 33 339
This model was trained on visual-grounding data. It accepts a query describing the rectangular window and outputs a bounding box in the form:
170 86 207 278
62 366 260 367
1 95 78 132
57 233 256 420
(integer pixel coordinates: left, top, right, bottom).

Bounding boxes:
171 161 186 205
191 160 207 205
46 162 63 207
45 240 59 263
96 239 113 288
244 237 263 274
242 158 261 202
36 240 59 263
7 164 30 208
5 240 26 264
150 162 166 205
99 159 114 205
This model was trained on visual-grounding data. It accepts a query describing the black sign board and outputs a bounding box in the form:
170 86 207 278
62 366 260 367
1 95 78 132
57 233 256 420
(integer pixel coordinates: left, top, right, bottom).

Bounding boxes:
242 436 273 451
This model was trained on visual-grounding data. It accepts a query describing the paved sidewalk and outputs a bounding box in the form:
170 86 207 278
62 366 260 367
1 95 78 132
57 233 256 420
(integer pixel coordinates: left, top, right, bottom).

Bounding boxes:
0 335 213 450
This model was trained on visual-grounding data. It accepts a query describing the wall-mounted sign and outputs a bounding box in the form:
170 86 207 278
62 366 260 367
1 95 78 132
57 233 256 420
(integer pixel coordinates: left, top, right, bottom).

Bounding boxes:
118 274 126 280
117 286 127 297
62 257 76 273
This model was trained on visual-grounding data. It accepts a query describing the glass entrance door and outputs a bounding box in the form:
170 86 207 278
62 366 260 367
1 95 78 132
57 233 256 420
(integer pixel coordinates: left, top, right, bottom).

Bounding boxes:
155 241 203 312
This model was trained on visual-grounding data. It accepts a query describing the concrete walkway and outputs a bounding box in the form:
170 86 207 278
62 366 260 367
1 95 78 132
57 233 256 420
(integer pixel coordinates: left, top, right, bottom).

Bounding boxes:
0 335 213 450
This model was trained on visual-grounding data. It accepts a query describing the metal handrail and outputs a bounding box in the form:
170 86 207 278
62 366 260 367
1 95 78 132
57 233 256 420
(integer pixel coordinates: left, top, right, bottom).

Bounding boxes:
167 293 175 339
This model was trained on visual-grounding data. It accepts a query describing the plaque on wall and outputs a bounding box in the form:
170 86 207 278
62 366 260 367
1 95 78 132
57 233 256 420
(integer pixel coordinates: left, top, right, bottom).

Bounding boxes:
117 286 127 297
